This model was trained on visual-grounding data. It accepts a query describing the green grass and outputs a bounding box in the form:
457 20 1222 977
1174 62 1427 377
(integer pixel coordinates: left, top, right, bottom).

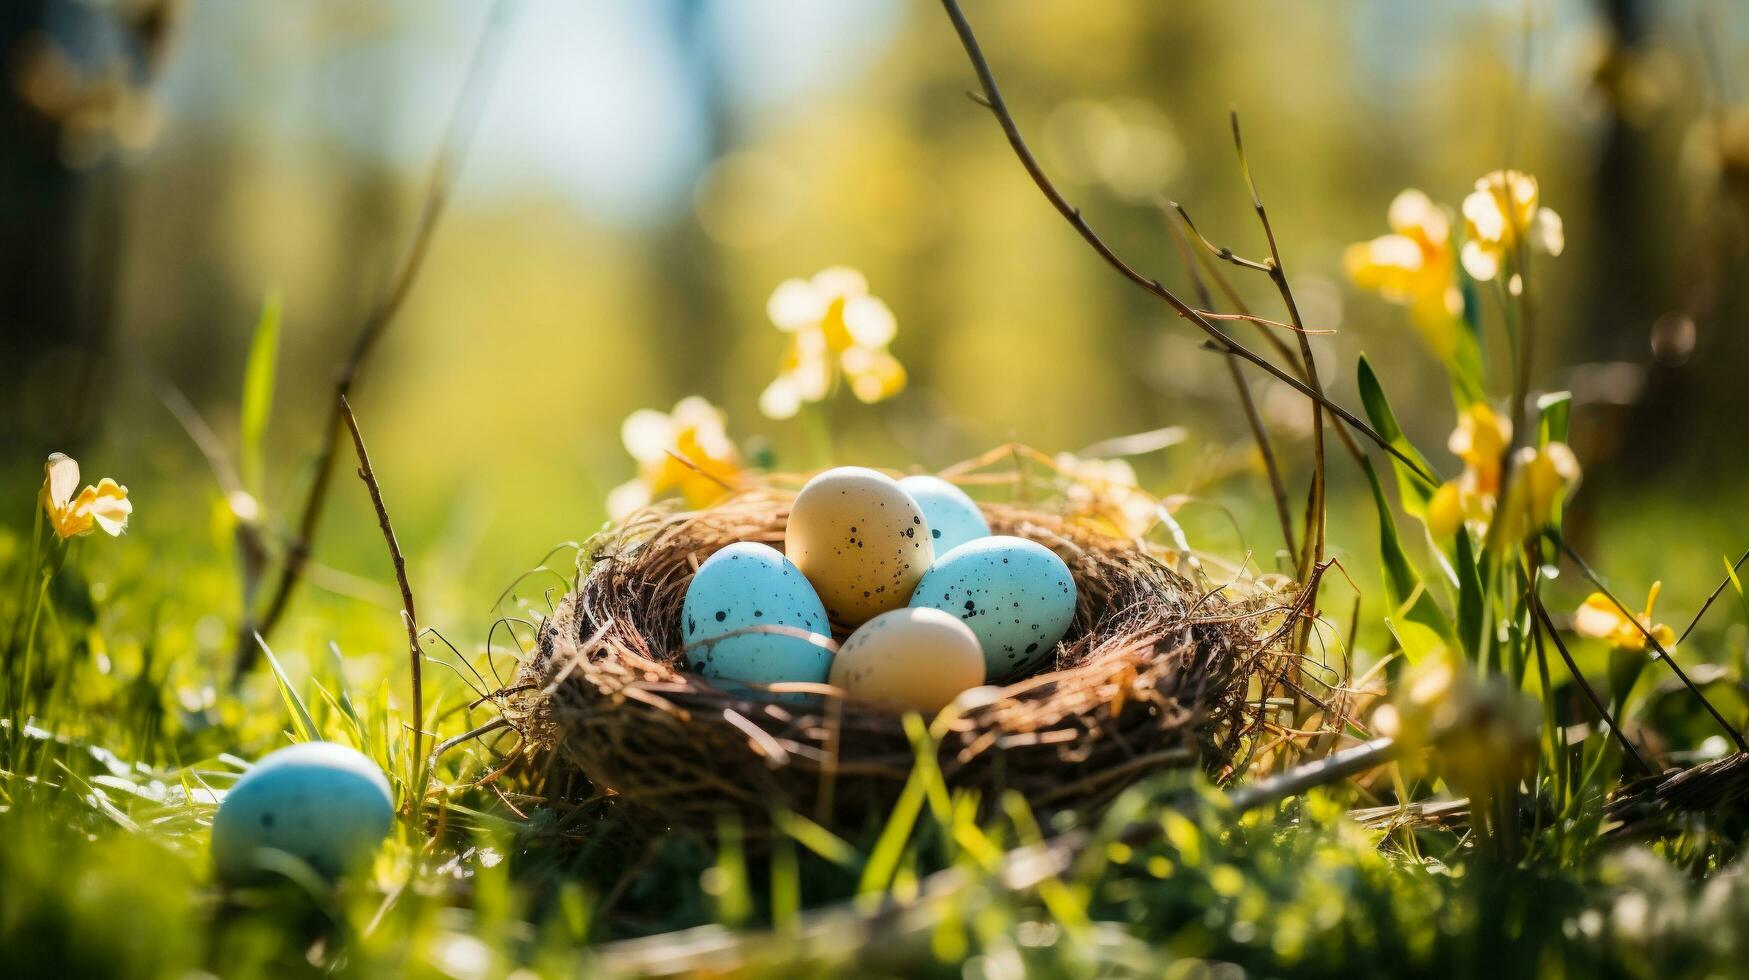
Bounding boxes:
4 492 1749 980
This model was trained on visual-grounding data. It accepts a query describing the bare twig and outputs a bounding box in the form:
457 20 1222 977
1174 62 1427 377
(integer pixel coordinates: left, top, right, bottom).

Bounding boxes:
1224 736 1398 811
431 717 510 762
1163 212 1295 558
1194 310 1335 335
1677 546 1749 645
1226 112 1327 579
338 394 428 804
936 0 1436 488
233 1 515 681
1528 588 1654 776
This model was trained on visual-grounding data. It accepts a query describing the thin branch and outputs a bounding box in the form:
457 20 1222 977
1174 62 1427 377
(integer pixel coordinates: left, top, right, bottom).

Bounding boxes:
1226 112 1328 576
234 0 515 681
1677 546 1749 645
1194 310 1335 336
1556 534 1749 752
1224 736 1398 811
1528 588 1654 776
431 717 510 762
1163 211 1295 558
1167 200 1273 273
1225 109 1328 715
338 394 428 807
936 0 1436 488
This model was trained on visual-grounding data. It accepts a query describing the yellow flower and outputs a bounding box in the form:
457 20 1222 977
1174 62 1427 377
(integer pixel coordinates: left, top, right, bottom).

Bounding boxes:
1344 189 1464 355
758 267 905 419
1425 405 1561 543
606 398 742 520
39 453 132 539
1490 442 1582 545
1425 476 1491 540
1574 582 1674 653
1517 441 1581 527
1448 402 1512 496
1054 452 1158 538
1459 170 1564 283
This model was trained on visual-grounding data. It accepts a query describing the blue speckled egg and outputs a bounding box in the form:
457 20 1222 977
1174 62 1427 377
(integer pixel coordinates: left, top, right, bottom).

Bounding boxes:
908 535 1077 681
682 541 833 696
898 475 991 555
212 741 394 883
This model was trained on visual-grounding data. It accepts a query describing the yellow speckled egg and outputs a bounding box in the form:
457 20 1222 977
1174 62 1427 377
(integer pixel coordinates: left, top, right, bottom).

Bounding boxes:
829 607 986 713
785 466 933 627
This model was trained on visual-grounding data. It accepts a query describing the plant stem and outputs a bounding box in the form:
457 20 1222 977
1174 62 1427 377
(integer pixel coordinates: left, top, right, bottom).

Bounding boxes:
339 395 427 823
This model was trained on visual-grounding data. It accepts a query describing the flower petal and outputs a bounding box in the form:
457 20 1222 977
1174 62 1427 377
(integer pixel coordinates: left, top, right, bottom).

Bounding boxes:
1426 480 1465 539
87 494 132 536
759 377 802 420
1387 189 1447 243
621 409 676 464
809 266 868 301
841 295 897 348
1460 239 1501 282
841 346 906 403
1532 207 1564 257
1345 235 1424 301
767 278 824 332
44 453 79 508
1462 187 1506 244
1573 594 1625 639
606 480 653 521
1649 623 1676 651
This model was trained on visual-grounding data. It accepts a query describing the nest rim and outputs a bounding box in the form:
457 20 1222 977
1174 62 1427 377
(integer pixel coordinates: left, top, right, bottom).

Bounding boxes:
511 483 1284 837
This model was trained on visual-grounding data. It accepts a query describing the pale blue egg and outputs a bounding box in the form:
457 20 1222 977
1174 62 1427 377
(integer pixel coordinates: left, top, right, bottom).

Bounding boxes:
908 535 1077 681
212 741 394 883
898 475 991 555
682 542 833 697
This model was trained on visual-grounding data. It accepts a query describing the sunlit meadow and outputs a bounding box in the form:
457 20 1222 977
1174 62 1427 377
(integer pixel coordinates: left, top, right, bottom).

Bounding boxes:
6 1 1749 977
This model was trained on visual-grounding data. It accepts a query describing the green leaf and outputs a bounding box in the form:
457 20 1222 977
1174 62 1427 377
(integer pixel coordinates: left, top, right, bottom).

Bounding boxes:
776 810 860 869
240 289 283 493
1386 618 1448 665
1607 644 1648 710
1357 354 1437 517
255 632 317 743
1454 529 1485 662
1538 391 1572 446
1449 274 1487 408
1363 458 1452 640
711 813 753 927
1724 555 1749 642
858 757 927 903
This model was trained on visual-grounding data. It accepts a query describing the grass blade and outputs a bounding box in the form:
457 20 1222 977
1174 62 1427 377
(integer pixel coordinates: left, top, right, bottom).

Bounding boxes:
254 632 317 743
239 289 283 492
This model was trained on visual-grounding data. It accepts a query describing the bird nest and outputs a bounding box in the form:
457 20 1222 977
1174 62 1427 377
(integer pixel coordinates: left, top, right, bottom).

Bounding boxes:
509 481 1290 839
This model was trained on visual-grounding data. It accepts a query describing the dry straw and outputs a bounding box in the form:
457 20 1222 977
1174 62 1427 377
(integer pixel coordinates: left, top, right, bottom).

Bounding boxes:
509 464 1297 839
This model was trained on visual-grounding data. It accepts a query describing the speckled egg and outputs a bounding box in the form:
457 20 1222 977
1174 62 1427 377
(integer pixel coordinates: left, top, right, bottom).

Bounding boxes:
908 535 1077 681
682 541 833 695
211 741 394 883
785 467 933 627
898 475 991 556
829 607 986 714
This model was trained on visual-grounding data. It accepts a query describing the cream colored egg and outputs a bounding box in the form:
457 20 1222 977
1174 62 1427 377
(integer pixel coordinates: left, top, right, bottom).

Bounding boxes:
785 467 933 627
829 607 986 713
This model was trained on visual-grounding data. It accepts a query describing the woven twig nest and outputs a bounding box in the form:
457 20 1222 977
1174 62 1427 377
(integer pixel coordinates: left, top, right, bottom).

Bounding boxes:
511 483 1281 838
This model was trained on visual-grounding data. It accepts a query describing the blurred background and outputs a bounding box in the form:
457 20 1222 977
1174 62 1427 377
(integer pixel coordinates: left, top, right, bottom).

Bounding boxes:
4 0 1749 686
